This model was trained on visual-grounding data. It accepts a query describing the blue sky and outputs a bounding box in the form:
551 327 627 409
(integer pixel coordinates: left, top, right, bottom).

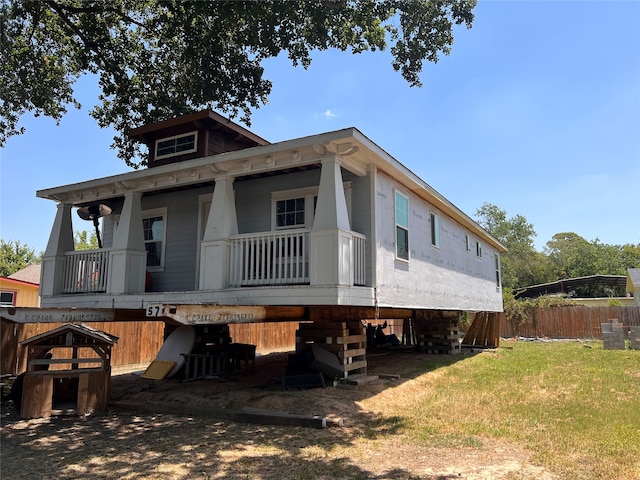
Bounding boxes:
1 0 639 254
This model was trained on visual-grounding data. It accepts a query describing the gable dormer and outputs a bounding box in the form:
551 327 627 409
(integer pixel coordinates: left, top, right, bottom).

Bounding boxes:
128 110 270 168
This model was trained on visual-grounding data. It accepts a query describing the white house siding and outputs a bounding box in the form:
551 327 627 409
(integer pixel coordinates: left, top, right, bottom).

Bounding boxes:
374 173 502 312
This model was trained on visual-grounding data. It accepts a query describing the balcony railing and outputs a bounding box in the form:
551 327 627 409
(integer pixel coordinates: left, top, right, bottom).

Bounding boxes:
229 229 367 288
62 250 110 293
58 230 366 293
352 232 366 286
229 230 310 287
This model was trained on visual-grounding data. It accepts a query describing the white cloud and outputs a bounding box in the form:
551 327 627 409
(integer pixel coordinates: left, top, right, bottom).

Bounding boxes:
323 109 337 119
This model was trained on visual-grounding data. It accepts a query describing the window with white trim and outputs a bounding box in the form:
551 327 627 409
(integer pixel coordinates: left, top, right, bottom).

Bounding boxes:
395 191 409 261
276 197 308 228
465 234 471 253
0 291 16 306
430 212 440 248
271 186 316 230
495 253 501 288
113 207 167 270
142 208 167 270
155 131 197 159
270 183 352 230
476 241 483 258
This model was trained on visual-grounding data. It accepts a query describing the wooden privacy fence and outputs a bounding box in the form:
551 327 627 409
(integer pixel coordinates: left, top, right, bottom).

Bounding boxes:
499 305 640 339
1 320 165 375
1 320 300 375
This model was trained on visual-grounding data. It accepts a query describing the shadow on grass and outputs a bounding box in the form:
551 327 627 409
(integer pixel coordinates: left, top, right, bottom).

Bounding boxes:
1 349 480 479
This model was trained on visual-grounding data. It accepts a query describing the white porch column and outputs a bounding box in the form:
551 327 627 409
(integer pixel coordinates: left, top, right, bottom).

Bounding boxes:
310 156 354 286
40 202 75 296
108 191 146 294
200 176 237 290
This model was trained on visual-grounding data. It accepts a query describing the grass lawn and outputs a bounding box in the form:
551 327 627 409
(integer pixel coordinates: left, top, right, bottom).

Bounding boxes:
3 340 639 479
389 340 640 479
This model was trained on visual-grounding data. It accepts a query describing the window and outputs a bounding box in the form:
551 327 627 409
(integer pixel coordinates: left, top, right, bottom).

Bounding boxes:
465 234 471 253
276 197 307 228
155 132 197 159
476 241 483 258
0 291 16 306
395 191 409 260
113 207 167 269
430 212 440 247
142 208 167 270
271 186 324 230
495 253 501 288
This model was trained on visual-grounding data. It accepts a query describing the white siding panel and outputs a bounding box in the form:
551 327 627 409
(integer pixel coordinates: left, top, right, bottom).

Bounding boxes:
374 173 502 312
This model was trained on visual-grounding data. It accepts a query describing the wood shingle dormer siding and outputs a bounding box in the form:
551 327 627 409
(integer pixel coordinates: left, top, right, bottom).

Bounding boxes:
128 110 270 167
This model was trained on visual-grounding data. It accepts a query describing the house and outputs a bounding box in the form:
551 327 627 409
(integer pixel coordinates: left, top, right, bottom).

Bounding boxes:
1 264 41 308
1 111 506 374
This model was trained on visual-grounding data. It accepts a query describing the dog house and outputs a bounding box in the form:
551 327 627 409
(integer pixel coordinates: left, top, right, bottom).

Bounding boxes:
19 323 118 419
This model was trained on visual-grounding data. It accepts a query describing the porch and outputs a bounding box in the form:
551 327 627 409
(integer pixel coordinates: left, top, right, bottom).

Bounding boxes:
57 228 367 295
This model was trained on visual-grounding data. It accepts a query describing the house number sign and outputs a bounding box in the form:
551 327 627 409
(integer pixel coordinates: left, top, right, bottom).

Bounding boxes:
145 305 165 317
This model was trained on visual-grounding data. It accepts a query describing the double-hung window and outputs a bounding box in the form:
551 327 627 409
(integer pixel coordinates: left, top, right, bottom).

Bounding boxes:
476 241 483 259
495 253 501 288
142 208 167 270
430 212 440 248
465 234 471 253
395 191 409 261
113 207 167 270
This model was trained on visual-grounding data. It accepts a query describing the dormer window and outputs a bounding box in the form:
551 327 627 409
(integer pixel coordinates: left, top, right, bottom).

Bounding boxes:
155 131 197 159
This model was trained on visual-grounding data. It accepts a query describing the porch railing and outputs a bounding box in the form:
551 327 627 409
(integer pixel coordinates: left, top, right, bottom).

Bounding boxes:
229 230 310 287
62 250 109 293
352 232 366 286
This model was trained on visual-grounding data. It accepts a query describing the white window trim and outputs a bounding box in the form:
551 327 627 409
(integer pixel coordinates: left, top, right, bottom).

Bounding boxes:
476 241 483 259
195 193 213 284
465 234 471 253
495 253 502 290
270 182 352 230
394 190 409 262
142 207 168 272
0 290 16 306
430 212 440 248
155 131 198 160
114 207 168 271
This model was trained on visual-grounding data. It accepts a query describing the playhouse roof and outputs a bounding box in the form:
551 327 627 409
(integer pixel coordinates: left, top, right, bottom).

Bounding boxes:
21 323 119 346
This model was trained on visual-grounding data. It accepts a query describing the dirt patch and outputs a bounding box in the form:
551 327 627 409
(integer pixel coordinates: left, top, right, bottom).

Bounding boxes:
1 349 555 479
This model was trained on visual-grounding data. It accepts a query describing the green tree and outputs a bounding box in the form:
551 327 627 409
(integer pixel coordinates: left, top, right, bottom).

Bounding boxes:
74 230 99 251
544 232 597 280
475 202 552 289
0 239 41 276
620 243 640 270
1 0 476 167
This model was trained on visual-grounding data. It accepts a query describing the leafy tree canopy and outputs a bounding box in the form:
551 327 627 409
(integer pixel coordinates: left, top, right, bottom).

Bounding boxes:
475 203 640 292
474 202 551 289
74 230 98 251
0 239 41 276
1 0 476 167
